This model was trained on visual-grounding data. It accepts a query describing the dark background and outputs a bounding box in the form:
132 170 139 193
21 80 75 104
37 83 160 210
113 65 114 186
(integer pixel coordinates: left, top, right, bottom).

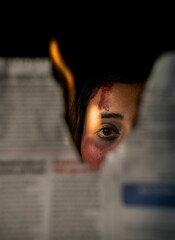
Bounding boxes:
0 13 175 94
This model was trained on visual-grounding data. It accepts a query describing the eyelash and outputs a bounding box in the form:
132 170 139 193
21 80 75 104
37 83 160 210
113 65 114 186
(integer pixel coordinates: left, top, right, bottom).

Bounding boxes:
97 124 121 141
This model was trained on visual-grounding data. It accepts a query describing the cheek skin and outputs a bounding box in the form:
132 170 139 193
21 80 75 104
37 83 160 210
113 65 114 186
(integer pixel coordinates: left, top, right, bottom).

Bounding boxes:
81 136 106 170
81 135 120 170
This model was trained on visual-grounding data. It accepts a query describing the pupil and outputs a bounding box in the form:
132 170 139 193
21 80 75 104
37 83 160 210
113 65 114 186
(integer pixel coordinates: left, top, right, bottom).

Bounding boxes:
103 128 111 136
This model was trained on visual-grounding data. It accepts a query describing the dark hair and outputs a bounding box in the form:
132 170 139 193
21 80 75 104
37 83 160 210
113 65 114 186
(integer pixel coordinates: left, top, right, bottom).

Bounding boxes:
70 74 145 153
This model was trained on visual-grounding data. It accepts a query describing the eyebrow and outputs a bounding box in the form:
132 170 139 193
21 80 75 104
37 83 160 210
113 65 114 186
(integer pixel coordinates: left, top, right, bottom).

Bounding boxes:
101 113 123 120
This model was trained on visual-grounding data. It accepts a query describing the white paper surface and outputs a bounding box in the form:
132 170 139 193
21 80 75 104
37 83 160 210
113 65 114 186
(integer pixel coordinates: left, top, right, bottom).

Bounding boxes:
99 52 175 240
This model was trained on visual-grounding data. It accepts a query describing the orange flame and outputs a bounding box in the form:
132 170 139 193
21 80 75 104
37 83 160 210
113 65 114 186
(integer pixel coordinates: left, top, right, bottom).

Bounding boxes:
49 39 75 106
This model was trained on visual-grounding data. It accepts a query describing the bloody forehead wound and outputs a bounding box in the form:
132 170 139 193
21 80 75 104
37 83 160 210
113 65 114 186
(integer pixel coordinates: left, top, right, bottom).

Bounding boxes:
98 83 114 110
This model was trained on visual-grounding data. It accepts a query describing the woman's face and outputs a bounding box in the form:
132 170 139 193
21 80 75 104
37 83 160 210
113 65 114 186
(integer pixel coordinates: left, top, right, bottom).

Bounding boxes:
81 83 143 170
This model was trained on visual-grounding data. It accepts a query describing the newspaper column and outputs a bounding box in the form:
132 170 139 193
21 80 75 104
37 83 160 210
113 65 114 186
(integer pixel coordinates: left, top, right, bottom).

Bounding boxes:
0 58 101 240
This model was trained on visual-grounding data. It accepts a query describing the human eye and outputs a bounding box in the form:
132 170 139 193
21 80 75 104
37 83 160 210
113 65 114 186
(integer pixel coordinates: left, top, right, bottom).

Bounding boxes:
97 123 121 141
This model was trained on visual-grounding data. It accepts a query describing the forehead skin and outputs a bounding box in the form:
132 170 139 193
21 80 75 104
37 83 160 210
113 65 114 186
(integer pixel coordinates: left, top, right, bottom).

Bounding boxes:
90 83 143 124
81 83 143 170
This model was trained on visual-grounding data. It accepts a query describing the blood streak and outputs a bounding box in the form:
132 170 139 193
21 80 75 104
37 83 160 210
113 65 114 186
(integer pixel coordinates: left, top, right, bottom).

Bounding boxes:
98 84 114 110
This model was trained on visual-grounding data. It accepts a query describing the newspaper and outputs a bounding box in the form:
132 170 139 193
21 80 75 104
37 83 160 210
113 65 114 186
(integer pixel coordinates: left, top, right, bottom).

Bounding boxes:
99 52 175 240
0 58 100 240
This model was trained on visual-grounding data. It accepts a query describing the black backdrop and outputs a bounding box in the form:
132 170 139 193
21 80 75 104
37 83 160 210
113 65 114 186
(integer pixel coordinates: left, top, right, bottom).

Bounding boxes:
0 16 175 94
